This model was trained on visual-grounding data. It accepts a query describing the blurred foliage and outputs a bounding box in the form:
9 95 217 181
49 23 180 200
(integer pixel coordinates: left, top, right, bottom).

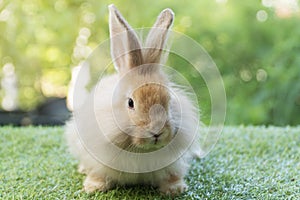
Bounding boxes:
0 0 299 125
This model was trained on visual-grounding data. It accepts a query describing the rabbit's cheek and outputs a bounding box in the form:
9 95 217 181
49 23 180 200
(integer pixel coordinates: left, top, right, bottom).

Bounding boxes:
159 131 172 144
132 135 146 146
162 131 172 141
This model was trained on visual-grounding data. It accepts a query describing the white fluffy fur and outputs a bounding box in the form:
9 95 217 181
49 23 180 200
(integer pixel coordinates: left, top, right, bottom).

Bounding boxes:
65 4 202 196
65 75 201 189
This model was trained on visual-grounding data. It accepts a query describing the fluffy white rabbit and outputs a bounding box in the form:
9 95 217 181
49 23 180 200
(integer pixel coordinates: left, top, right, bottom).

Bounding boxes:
65 4 202 196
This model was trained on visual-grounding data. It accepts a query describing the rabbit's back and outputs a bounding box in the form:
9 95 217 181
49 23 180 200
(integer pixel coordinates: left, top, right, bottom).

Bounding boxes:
65 74 119 169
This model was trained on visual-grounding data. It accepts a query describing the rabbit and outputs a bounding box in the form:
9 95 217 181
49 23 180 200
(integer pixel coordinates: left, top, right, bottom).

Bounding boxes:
65 4 202 196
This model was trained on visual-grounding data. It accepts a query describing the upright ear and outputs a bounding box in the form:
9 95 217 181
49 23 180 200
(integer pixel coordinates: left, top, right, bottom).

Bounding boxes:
108 4 143 74
143 8 174 64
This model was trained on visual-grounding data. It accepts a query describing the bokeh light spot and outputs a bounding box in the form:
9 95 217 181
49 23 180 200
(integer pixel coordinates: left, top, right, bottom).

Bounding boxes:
256 10 268 22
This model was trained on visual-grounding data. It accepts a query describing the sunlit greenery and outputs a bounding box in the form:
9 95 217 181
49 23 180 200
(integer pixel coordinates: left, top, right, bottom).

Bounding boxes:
0 0 299 125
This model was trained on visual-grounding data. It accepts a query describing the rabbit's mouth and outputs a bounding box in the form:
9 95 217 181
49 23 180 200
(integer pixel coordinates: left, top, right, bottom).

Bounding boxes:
131 140 168 152
112 125 174 152
129 129 173 152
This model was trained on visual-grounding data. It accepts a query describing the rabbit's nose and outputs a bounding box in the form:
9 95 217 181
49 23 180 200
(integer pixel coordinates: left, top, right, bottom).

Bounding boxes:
149 104 167 132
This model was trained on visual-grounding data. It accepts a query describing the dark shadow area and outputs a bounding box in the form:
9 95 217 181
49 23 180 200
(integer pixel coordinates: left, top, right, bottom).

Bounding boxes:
0 97 71 126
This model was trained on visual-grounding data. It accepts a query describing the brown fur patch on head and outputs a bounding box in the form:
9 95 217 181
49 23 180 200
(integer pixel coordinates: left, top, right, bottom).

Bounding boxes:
133 83 170 116
136 64 158 76
124 83 171 150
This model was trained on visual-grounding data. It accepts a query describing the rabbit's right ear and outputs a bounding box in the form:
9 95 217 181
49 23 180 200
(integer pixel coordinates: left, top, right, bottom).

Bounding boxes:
109 4 143 74
143 8 174 64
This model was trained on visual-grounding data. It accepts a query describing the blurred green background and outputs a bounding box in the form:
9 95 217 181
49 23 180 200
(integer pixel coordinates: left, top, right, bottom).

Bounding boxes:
0 0 299 125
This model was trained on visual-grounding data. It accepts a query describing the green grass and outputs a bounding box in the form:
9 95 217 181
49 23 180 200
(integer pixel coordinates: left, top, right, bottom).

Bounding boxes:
0 126 299 199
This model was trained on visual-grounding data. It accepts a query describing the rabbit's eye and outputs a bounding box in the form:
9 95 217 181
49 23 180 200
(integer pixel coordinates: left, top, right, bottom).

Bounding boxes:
128 98 134 109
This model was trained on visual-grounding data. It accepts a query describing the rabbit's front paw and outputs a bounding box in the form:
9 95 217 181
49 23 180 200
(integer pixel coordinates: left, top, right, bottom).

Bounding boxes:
83 175 112 193
78 164 88 174
160 181 187 196
159 175 187 196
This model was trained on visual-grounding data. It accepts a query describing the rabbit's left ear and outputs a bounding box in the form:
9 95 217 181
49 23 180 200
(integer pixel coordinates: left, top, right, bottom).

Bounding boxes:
109 4 143 73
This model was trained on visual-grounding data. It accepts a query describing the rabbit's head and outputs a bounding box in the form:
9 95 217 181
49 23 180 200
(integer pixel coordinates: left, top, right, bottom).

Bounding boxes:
108 5 176 151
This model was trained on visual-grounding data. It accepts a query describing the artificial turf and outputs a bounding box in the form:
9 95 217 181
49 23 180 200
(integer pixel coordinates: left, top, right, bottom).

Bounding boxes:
0 126 299 199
